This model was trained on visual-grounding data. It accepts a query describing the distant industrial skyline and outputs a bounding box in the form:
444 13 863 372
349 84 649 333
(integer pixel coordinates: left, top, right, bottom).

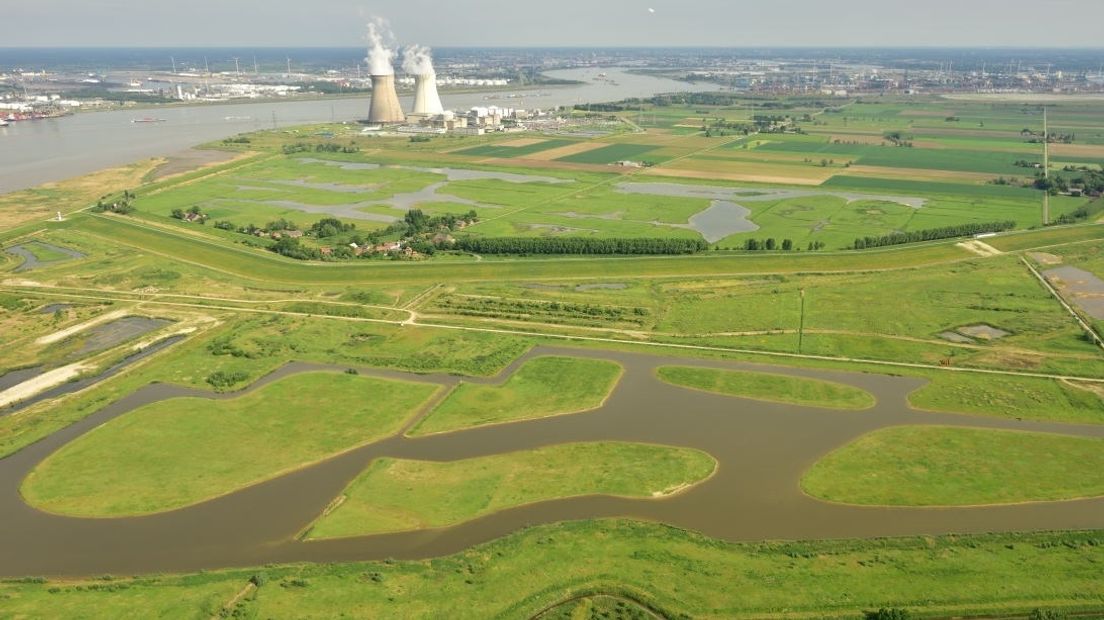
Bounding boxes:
4 0 1104 48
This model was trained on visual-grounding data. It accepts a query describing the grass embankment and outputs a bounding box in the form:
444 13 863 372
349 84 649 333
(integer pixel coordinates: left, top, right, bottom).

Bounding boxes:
305 442 715 538
21 372 439 517
802 426 1104 506
411 356 622 435
4 521 1104 618
656 365 875 410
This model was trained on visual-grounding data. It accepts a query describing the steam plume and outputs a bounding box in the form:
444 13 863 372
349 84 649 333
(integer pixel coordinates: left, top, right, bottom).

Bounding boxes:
365 17 395 75
402 45 435 76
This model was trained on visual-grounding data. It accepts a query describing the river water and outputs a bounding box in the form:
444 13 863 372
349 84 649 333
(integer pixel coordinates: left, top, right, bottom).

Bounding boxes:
0 68 719 194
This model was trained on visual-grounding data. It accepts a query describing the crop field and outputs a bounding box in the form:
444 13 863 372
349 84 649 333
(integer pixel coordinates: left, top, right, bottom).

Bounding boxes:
2 93 1104 618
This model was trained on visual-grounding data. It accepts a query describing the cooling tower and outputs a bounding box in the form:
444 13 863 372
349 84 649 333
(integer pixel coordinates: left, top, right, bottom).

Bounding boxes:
368 74 405 124
412 72 444 116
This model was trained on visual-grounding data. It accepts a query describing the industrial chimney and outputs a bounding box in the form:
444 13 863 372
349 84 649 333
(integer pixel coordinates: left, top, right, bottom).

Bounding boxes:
411 72 444 116
368 74 405 124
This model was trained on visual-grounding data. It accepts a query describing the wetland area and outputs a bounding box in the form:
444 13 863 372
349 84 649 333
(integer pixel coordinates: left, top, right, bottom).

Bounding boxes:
2 346 1103 577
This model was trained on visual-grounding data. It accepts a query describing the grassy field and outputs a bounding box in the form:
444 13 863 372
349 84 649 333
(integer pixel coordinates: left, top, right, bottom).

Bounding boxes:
305 442 715 538
21 372 440 516
910 372 1104 424
656 365 876 410
411 356 622 435
3 521 1103 618
802 426 1104 506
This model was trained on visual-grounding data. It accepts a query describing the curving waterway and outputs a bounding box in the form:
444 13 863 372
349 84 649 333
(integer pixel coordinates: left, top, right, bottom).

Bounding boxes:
1 346 1103 577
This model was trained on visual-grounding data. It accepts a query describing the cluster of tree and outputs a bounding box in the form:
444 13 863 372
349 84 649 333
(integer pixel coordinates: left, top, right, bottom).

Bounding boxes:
310 217 356 238
408 135 432 143
883 131 914 147
1014 159 1043 168
743 238 796 251
1060 166 1104 194
436 296 650 327
807 240 827 250
92 190 136 215
281 142 360 155
1021 128 1075 144
454 237 708 255
62 86 176 104
170 205 207 223
293 81 371 95
1051 204 1100 226
271 238 321 260
402 209 478 236
852 221 1016 249
222 137 251 145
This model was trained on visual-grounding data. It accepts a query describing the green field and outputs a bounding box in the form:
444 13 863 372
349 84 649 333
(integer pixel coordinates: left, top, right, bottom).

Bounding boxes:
305 442 715 538
456 139 577 158
411 356 623 435
656 365 876 409
21 372 440 516
802 426 1104 505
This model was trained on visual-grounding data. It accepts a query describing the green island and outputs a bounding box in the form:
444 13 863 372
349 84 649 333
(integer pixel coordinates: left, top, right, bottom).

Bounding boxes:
656 365 876 410
410 356 623 435
802 426 1104 506
21 372 440 516
305 442 716 539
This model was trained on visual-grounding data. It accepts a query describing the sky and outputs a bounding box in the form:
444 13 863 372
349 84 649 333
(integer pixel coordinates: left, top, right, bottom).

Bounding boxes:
3 0 1104 48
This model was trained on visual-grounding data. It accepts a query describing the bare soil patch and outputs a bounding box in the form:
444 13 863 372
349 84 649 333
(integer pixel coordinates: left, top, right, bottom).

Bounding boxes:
498 138 547 148
1044 266 1104 320
644 166 828 186
1029 252 1063 266
147 149 250 182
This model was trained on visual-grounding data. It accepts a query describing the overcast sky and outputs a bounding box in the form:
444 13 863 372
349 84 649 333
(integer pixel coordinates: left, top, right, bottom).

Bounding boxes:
3 0 1104 48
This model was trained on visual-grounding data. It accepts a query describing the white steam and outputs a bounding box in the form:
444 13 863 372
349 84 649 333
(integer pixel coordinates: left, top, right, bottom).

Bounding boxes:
402 45 435 76
365 17 396 75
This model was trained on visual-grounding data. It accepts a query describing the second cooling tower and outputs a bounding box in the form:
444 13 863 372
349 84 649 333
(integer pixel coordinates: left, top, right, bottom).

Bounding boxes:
368 74 405 124
411 72 444 116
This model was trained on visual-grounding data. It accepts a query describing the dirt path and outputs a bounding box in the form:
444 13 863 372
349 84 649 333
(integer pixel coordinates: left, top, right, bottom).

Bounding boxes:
210 582 255 619
957 239 1003 257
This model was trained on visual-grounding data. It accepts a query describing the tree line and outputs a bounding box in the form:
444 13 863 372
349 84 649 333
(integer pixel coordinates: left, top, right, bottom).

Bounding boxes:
454 237 708 255
852 221 1016 249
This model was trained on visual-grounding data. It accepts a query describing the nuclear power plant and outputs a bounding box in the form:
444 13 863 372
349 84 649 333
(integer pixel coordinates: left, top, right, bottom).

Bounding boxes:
367 73 405 124
410 71 444 117
362 35 554 134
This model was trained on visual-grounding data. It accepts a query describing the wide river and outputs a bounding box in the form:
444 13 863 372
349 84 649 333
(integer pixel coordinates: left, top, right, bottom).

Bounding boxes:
0 68 719 194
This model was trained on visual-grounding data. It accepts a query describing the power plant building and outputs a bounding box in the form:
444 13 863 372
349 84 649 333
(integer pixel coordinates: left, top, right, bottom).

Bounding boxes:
368 74 405 124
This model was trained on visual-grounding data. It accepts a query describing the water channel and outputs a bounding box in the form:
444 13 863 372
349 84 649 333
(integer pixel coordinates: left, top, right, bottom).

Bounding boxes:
1 345 1102 577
